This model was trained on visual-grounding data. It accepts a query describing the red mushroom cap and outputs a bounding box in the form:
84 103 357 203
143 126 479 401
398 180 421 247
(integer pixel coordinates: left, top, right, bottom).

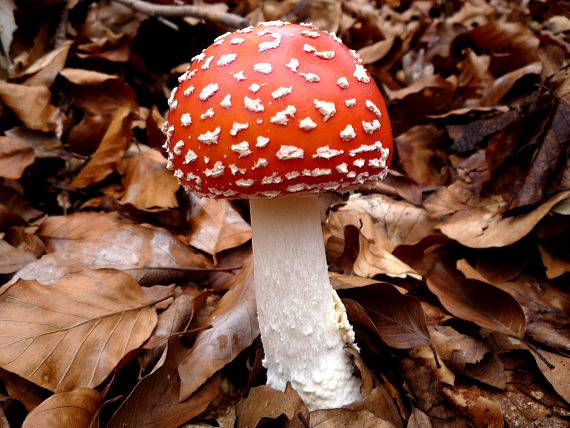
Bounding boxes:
163 21 393 198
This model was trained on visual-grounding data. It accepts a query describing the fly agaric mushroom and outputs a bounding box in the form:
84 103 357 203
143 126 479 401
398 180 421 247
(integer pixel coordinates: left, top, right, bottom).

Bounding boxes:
163 21 392 410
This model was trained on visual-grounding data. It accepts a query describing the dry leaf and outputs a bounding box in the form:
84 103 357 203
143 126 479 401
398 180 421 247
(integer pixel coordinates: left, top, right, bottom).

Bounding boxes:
342 283 432 350
108 337 220 428
118 146 180 211
188 196 251 256
0 136 34 179
426 259 526 338
71 103 132 188
178 263 258 401
0 82 58 132
0 269 157 392
532 349 570 403
442 384 504 427
438 190 570 248
0 238 36 273
22 388 101 428
235 383 308 428
11 211 211 285
311 408 395 427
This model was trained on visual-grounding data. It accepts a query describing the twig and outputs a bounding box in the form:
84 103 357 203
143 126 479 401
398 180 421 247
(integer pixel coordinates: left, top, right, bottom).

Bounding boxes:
113 0 248 29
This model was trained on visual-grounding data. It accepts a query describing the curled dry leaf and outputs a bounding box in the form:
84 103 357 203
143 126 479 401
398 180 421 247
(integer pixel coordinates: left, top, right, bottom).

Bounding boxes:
342 194 437 248
0 269 157 392
438 190 570 248
17 41 72 87
310 408 395 428
178 263 259 401
22 388 101 428
326 205 421 279
71 103 132 189
0 136 35 179
188 196 251 257
59 68 137 115
0 239 36 274
442 384 504 427
341 283 432 350
10 211 210 286
0 82 58 132
426 259 526 338
235 383 308 428
108 338 220 428
532 349 570 403
118 146 180 211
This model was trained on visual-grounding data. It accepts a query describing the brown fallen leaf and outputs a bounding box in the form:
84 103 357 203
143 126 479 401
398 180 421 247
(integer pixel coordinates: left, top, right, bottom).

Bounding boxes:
59 68 137 116
0 239 36 274
532 349 570 404
0 368 48 412
341 283 432 350
0 136 35 179
426 259 527 338
10 211 211 285
437 190 570 248
71 103 132 189
16 41 72 87
538 244 570 279
326 208 421 279
118 146 180 211
188 196 251 257
442 384 504 427
310 408 395 427
22 388 101 428
0 82 58 132
107 338 220 428
178 263 259 401
235 383 309 428
340 194 437 249
0 269 157 392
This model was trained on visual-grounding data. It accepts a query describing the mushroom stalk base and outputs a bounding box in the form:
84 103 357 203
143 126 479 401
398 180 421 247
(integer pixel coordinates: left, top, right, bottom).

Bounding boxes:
250 194 361 410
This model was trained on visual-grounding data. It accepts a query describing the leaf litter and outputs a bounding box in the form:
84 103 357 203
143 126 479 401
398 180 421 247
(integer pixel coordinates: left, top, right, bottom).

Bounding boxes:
0 0 568 426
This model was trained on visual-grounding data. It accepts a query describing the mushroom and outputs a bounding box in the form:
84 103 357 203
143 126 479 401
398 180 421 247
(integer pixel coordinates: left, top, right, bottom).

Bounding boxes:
163 21 393 410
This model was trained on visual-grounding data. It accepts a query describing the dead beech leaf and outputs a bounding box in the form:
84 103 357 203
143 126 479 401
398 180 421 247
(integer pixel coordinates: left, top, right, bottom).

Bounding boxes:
178 263 259 401
442 385 504 427
71 103 132 188
0 82 58 132
11 211 211 286
326 208 421 279
354 236 422 280
438 190 570 248
357 37 395 65
532 349 570 403
342 194 437 249
0 136 34 179
22 388 101 428
311 408 395 427
0 269 157 392
235 383 308 428
538 244 570 279
118 146 179 211
59 68 137 116
18 40 71 87
0 239 36 273
342 283 431 350
108 338 220 428
426 260 526 338
188 196 251 256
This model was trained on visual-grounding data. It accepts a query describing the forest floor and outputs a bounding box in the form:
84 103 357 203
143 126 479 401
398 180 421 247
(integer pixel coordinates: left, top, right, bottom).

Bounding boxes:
0 0 568 427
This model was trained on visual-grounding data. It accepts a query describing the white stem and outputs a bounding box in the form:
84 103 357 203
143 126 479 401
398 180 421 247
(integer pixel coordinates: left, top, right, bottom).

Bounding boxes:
250 194 361 410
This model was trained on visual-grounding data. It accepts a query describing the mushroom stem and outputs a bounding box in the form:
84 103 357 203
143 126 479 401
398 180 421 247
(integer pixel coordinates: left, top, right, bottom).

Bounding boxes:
250 194 361 410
